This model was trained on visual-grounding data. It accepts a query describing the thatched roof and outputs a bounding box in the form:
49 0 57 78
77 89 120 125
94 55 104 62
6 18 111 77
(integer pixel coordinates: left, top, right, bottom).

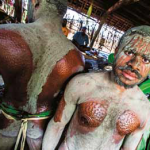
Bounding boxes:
68 0 150 31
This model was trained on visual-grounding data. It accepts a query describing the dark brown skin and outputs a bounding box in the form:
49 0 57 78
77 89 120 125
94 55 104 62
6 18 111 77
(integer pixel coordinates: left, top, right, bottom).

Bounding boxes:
37 49 84 113
0 30 33 108
0 29 85 148
54 97 66 122
33 49 84 131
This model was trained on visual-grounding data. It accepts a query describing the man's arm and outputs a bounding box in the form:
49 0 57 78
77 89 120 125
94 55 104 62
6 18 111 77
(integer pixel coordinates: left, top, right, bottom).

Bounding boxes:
42 97 76 150
122 130 145 150
42 76 82 150
122 117 150 150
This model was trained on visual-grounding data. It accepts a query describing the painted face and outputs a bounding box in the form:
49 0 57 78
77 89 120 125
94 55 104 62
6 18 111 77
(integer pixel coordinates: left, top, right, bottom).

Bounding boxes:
114 34 150 88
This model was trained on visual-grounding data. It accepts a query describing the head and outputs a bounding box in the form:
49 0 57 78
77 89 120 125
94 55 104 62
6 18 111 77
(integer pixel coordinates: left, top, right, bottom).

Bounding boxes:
62 18 67 27
113 25 150 88
33 0 67 20
81 27 87 35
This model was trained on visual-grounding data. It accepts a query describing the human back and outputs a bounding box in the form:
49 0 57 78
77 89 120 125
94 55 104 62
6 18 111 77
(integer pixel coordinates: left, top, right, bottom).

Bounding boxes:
0 0 85 149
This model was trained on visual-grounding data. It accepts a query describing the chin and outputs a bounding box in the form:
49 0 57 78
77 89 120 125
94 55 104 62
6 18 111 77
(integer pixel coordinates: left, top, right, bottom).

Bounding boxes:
113 66 146 89
114 75 137 89
114 70 138 89
114 73 146 89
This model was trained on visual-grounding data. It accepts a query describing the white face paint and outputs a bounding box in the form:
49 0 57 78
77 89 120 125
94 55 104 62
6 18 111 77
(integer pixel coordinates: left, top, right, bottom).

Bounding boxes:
114 34 150 88
116 34 150 58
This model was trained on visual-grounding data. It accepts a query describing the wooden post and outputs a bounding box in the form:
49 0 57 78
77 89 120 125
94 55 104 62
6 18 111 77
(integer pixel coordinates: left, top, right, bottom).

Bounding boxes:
14 0 22 22
90 0 140 48
89 13 107 48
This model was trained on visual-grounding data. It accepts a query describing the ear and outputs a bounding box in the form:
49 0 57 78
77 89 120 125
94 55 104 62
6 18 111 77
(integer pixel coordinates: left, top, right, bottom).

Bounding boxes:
32 0 40 6
114 47 119 58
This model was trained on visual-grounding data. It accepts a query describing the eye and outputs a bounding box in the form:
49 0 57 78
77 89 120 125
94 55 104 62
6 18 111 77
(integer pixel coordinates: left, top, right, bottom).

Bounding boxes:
125 51 135 57
143 57 150 64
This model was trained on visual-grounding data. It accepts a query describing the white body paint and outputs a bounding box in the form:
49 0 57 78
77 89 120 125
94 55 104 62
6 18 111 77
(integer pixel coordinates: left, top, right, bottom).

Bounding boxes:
0 1 83 149
43 72 150 150
0 0 75 113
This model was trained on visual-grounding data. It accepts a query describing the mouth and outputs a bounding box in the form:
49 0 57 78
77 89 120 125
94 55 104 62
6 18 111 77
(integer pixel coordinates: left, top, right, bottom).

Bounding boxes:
122 70 138 81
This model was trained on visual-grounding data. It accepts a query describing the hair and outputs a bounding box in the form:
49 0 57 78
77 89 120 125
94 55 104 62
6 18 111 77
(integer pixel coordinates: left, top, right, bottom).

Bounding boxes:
62 18 67 27
116 25 150 56
82 26 87 30
113 25 150 63
113 25 150 88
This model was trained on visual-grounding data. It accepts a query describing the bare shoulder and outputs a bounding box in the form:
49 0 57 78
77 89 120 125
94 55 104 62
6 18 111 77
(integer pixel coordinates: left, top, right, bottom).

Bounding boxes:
66 72 108 88
131 86 150 104
64 72 108 100
128 86 150 122
0 23 23 32
64 72 97 104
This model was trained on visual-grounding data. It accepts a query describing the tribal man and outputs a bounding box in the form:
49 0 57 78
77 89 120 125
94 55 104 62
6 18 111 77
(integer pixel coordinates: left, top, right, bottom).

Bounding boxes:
43 25 150 150
0 0 84 150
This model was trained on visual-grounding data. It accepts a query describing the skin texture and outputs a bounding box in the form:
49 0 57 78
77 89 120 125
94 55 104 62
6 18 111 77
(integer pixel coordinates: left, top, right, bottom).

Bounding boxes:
0 0 84 149
54 97 66 122
43 29 150 150
78 101 108 128
116 110 140 135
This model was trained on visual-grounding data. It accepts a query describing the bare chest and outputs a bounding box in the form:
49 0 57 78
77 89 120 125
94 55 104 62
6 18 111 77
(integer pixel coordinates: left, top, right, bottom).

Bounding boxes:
72 85 147 136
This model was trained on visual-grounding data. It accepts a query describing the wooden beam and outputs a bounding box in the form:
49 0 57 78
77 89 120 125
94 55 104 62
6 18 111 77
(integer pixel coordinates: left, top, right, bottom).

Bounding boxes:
139 1 150 11
68 0 150 30
120 8 150 25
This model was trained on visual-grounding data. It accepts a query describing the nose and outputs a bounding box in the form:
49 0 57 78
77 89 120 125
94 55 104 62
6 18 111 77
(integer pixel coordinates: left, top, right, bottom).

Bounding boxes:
127 56 141 71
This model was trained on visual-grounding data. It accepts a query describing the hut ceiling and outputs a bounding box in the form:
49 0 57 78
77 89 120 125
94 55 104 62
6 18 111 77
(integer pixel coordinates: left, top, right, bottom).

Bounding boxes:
68 0 150 31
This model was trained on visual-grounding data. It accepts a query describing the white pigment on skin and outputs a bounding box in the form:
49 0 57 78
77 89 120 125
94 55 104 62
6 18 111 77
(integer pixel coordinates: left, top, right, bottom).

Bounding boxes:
0 0 75 113
117 34 150 56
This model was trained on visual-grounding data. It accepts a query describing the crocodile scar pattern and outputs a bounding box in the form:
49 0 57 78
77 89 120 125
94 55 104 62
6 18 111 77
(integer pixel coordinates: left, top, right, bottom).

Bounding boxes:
116 110 140 135
78 101 108 128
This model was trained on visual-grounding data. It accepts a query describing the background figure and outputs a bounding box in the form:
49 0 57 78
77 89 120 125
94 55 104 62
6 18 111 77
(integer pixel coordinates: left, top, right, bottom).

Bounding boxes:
62 18 70 37
43 25 150 150
72 26 89 51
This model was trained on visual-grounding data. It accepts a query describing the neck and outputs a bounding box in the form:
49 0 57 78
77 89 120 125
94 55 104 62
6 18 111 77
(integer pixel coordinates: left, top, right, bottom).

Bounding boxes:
34 0 66 21
35 10 62 32
110 71 126 91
